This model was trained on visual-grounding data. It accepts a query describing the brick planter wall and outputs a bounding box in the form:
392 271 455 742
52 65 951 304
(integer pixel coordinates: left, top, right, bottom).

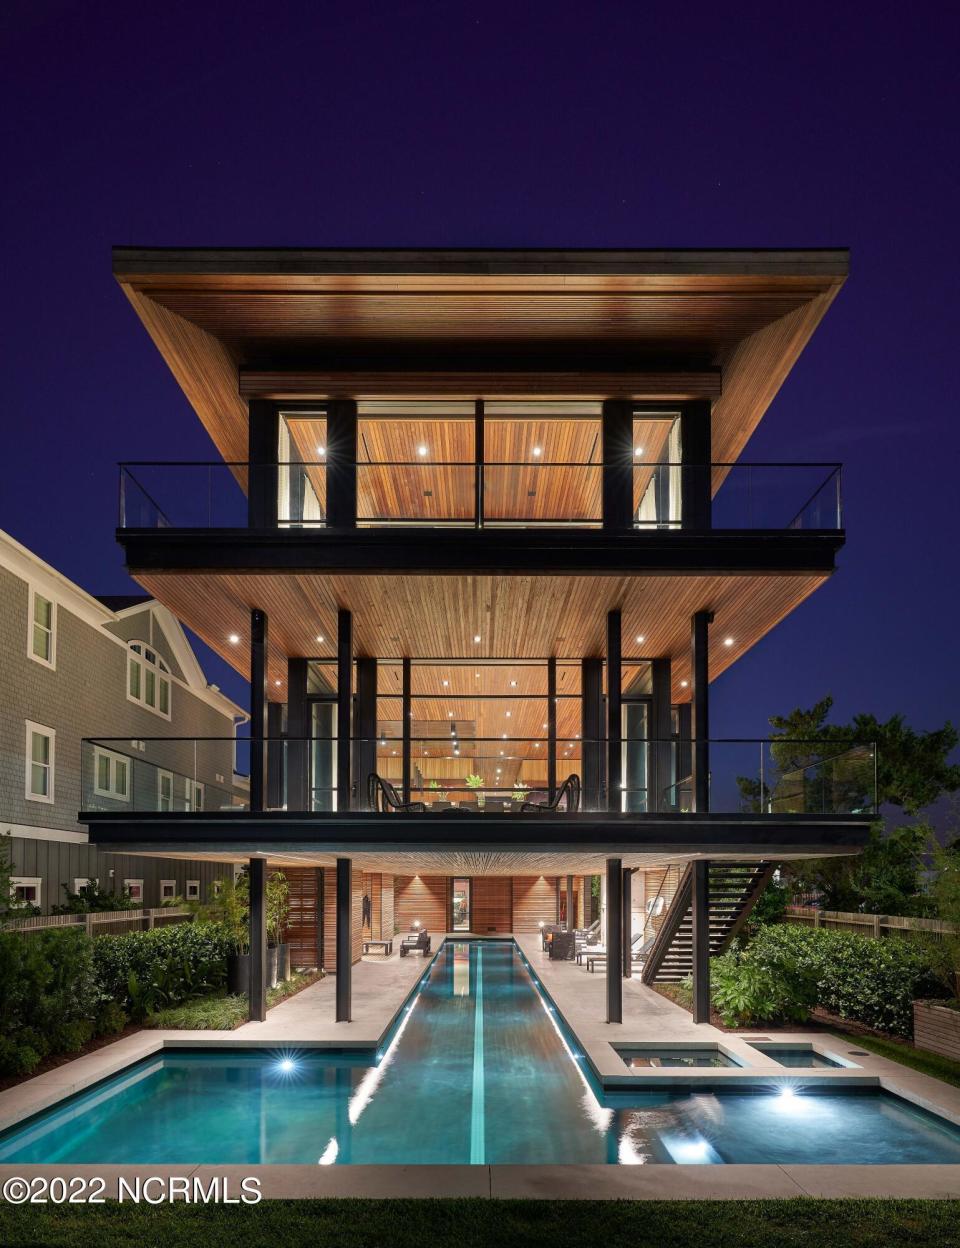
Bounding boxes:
913 1000 960 1061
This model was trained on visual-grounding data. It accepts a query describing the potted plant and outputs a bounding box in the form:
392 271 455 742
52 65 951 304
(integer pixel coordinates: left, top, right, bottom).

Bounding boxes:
217 874 251 994
465 773 485 809
510 788 530 812
267 871 291 985
428 779 450 808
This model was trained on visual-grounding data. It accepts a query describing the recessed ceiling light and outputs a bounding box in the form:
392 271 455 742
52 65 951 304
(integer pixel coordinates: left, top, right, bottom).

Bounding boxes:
532 446 542 457
228 633 240 644
317 446 326 456
543 722 548 729
274 679 282 687
509 680 517 687
448 711 453 717
505 711 511 718
724 637 735 647
680 680 689 688
534 742 540 747
417 445 428 457
316 635 324 643
635 447 644 456
636 635 645 644
473 635 481 643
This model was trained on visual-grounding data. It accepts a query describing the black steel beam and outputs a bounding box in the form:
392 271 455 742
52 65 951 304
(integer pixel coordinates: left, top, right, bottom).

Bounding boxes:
692 610 713 813
266 702 285 809
622 867 632 979
602 400 633 529
326 401 357 529
581 657 603 810
286 657 309 811
692 859 711 1024
119 529 844 577
402 657 412 803
680 401 712 529
247 401 279 528
547 656 557 802
336 857 352 1022
354 656 377 809
250 608 268 812
337 608 352 810
606 858 623 1023
566 874 575 931
650 657 673 813
606 610 622 812
249 858 267 1022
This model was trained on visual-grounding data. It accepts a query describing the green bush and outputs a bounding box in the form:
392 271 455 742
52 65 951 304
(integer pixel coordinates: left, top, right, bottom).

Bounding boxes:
711 923 944 1036
93 921 230 1019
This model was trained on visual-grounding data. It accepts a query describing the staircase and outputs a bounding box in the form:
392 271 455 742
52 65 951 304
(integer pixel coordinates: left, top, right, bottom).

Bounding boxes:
640 861 776 984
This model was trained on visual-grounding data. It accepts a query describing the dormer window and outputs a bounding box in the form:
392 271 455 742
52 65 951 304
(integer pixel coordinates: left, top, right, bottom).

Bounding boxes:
128 641 171 718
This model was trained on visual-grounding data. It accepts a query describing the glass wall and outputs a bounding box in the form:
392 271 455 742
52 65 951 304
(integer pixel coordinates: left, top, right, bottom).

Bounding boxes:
632 411 682 528
278 412 326 527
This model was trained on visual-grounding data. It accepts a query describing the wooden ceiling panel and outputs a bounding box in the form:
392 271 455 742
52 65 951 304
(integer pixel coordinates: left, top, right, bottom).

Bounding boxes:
133 569 829 705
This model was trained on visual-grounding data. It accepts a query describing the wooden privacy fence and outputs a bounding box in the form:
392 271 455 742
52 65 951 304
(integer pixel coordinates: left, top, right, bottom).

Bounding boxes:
784 905 957 941
3 908 192 937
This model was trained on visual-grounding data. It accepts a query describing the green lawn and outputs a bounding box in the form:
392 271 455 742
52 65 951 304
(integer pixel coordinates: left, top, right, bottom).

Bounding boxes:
145 971 322 1031
2 1199 959 1248
832 1031 960 1090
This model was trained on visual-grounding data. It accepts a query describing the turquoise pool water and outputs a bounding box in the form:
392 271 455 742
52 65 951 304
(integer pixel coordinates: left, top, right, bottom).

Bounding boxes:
3 940 960 1165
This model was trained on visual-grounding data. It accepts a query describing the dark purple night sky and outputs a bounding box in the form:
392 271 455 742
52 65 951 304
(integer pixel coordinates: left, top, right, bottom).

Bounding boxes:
2 2 958 742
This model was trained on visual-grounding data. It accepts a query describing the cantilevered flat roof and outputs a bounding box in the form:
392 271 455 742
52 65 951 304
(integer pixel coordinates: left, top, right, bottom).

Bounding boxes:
113 246 848 467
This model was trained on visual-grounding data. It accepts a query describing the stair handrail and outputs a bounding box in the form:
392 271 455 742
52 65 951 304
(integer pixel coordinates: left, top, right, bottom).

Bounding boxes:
640 862 693 984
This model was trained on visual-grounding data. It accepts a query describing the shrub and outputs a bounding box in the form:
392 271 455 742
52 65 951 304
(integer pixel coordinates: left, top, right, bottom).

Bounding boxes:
93 921 230 1018
95 1000 128 1035
711 923 944 1036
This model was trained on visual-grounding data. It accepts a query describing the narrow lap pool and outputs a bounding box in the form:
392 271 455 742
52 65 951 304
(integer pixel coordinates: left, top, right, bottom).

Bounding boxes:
3 940 960 1166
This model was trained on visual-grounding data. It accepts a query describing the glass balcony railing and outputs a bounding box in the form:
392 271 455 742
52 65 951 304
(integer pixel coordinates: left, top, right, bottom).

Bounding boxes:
79 737 875 817
632 463 842 529
118 461 842 531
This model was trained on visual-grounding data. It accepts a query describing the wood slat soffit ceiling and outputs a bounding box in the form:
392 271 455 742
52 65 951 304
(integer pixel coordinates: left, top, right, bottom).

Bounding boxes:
113 248 848 467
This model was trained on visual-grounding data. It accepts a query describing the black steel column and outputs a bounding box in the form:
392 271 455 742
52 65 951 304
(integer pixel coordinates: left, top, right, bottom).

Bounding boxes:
606 858 623 1022
250 608 268 812
266 702 285 809
565 874 575 931
547 656 557 802
602 400 633 529
249 858 267 1022
691 610 713 813
650 657 673 813
402 657 412 803
354 656 377 808
247 401 279 528
326 400 358 529
474 399 484 527
692 859 711 1024
606 609 622 812
622 867 632 978
337 609 353 810
335 857 352 1022
286 657 309 811
680 400 712 530
581 657 603 810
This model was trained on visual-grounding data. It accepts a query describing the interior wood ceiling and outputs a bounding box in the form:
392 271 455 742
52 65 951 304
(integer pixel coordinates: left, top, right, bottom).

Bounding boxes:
114 249 847 472
133 568 829 705
108 847 852 872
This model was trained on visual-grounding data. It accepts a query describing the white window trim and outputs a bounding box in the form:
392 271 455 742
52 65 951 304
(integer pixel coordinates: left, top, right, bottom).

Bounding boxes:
11 876 42 907
93 745 130 802
157 768 174 812
126 642 172 721
27 585 57 670
25 721 55 804
74 877 98 894
184 780 205 812
185 879 201 900
123 878 144 903
159 879 177 901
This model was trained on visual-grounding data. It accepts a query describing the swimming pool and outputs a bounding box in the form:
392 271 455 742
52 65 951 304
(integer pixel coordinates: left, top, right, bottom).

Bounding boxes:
3 940 960 1165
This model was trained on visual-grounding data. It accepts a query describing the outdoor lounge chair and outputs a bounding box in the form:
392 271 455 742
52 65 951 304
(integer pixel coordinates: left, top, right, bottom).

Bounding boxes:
582 933 653 971
520 773 581 814
368 773 426 813
399 929 432 957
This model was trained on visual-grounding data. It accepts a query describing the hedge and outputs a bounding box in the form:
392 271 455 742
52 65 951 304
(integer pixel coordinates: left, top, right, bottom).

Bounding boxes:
711 923 945 1036
0 921 230 1077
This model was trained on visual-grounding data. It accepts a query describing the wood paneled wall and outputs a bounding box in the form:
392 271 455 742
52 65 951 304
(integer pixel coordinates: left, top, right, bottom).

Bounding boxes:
471 877 513 933
395 874 449 935
283 867 321 969
512 875 559 933
361 871 395 939
321 866 363 971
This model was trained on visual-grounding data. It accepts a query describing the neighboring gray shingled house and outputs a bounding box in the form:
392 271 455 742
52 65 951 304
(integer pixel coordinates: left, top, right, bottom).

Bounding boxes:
0 528 247 912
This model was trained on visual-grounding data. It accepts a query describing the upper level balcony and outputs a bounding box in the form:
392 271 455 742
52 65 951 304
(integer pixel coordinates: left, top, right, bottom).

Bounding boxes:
116 403 843 577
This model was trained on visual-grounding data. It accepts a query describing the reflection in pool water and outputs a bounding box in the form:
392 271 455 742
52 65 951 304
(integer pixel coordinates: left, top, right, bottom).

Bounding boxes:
2 941 959 1166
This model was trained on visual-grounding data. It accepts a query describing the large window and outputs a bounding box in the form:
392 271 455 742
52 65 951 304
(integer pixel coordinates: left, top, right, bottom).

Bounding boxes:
633 411 682 528
28 588 57 668
94 746 130 801
278 412 326 527
128 642 171 718
25 721 55 803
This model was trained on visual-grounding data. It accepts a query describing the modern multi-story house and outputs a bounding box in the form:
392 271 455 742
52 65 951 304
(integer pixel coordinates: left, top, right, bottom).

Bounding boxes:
0 529 245 912
83 247 875 1024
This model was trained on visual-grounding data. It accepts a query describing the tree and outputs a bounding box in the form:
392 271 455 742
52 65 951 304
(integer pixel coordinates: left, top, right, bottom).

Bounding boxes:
747 698 960 918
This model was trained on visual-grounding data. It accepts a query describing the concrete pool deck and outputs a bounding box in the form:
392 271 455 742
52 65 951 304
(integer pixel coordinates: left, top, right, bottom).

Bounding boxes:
1 932 960 1198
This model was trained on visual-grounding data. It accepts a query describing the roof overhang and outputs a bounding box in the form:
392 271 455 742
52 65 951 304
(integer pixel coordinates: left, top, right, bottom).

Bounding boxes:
113 247 848 465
